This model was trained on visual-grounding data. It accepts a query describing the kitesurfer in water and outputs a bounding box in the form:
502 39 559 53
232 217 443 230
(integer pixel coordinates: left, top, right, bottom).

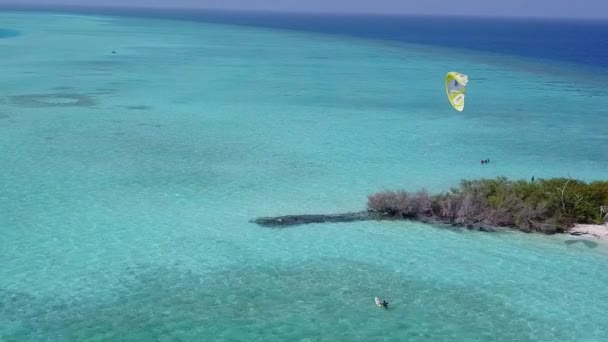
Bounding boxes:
382 300 389 308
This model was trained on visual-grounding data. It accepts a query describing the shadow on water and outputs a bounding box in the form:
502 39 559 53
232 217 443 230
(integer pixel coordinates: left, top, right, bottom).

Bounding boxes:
564 239 598 248
0 259 592 341
51 86 75 91
122 105 152 111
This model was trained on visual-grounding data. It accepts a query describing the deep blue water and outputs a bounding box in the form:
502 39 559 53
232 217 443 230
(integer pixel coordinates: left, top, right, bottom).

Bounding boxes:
2 5 608 67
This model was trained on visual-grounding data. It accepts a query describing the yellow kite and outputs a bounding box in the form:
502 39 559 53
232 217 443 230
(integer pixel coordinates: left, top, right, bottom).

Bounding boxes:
445 72 468 111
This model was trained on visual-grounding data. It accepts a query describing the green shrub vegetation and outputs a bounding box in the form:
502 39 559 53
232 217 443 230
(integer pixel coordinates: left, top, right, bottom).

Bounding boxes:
367 177 608 233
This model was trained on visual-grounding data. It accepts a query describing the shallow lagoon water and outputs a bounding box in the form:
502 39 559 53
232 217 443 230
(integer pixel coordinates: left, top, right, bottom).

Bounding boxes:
1 11 608 341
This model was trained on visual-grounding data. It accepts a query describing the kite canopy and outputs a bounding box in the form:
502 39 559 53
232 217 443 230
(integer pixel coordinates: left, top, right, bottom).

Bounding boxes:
445 72 468 112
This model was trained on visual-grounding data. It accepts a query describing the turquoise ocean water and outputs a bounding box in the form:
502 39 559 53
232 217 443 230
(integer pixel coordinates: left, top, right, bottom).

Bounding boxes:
1 11 608 341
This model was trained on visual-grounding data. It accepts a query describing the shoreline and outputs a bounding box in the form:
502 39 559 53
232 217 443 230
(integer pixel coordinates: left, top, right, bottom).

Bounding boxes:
251 213 608 245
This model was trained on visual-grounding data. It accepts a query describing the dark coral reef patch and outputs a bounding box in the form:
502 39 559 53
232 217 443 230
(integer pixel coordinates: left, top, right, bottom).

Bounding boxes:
9 93 97 108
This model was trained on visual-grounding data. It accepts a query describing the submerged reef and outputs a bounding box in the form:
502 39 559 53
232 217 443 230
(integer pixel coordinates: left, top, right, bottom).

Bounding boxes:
0 28 20 39
252 212 375 228
9 93 97 108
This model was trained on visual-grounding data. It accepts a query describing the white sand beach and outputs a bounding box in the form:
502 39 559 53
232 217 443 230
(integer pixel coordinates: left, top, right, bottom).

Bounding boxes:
569 223 608 241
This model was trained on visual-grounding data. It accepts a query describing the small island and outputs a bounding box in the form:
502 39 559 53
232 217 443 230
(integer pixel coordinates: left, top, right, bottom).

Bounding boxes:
252 177 608 239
